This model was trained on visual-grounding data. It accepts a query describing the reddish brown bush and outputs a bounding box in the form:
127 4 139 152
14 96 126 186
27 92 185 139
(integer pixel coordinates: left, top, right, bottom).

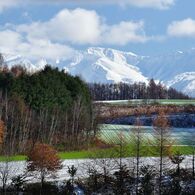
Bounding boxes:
27 143 62 186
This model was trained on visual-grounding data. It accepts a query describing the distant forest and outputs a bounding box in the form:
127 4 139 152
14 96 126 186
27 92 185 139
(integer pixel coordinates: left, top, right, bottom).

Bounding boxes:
89 79 189 101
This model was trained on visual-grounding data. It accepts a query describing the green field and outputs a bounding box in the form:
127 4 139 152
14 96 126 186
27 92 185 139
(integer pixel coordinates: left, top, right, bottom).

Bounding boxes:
0 155 27 161
96 99 195 106
0 145 194 162
1 123 194 161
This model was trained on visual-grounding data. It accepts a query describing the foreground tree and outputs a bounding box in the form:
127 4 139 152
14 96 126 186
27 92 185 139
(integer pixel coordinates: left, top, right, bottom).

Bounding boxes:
170 151 184 176
140 165 155 195
113 132 130 194
113 164 132 194
27 143 62 192
0 157 19 194
68 165 77 185
192 146 195 178
152 111 173 194
11 173 28 193
130 119 144 195
188 137 195 178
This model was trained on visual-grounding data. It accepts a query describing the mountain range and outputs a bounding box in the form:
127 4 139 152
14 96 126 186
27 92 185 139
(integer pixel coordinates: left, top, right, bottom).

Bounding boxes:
2 47 195 97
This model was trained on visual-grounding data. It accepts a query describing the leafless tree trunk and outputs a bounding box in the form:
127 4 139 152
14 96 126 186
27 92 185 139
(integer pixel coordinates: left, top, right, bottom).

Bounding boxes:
193 146 195 178
130 118 143 195
152 111 173 195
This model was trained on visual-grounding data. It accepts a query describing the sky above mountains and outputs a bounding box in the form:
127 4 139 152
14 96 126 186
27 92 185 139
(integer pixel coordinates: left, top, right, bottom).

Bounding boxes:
1 0 195 60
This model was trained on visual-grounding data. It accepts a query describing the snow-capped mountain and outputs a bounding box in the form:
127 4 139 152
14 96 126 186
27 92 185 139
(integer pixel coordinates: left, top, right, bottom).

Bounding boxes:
135 49 195 96
1 47 195 97
62 47 195 96
63 47 148 84
167 72 195 97
3 54 46 72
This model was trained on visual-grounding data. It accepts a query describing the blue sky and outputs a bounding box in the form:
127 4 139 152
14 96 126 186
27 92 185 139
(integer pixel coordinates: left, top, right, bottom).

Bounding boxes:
1 0 195 60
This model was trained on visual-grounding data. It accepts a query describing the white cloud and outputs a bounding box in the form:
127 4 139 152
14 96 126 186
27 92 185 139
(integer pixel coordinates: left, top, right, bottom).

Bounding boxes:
124 0 175 9
17 9 102 44
0 0 175 12
16 38 74 61
0 8 151 61
31 0 175 9
103 21 148 45
16 8 148 46
0 30 22 53
168 18 195 38
0 0 20 12
0 30 74 61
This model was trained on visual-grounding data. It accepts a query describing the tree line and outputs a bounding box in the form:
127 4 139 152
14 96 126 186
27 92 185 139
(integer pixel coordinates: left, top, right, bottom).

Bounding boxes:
89 79 189 101
1 111 195 194
0 64 98 155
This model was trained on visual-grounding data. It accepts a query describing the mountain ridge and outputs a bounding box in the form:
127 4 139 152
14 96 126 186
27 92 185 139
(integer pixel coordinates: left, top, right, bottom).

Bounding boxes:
1 47 195 97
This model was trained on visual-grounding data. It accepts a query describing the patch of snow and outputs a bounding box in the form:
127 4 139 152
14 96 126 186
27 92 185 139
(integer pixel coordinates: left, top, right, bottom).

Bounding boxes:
0 156 194 185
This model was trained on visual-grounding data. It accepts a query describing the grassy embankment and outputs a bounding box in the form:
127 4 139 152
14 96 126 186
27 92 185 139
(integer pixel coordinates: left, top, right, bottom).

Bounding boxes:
0 145 194 162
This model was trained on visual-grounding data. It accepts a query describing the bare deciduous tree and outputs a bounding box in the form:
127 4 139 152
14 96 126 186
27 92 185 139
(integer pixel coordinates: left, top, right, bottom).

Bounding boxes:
0 157 19 194
152 111 173 194
130 118 144 195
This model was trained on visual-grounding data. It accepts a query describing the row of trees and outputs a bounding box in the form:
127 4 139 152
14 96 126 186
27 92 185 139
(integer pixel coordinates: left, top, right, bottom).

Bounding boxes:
99 112 174 194
0 65 98 155
89 79 189 101
0 111 194 194
82 112 195 194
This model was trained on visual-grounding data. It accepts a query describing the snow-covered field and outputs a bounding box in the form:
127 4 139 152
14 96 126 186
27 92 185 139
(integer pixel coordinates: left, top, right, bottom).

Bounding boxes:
95 99 195 105
0 156 194 185
99 124 195 145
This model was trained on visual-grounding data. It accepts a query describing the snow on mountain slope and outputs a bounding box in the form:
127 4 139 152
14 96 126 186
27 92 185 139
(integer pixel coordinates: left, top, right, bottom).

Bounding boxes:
3 54 37 72
137 49 195 82
64 47 195 96
1 47 195 96
62 47 148 84
167 72 195 97
3 54 45 72
136 48 195 96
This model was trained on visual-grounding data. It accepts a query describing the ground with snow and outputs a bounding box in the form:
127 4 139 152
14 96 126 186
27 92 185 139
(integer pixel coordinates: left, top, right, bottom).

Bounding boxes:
0 156 194 185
